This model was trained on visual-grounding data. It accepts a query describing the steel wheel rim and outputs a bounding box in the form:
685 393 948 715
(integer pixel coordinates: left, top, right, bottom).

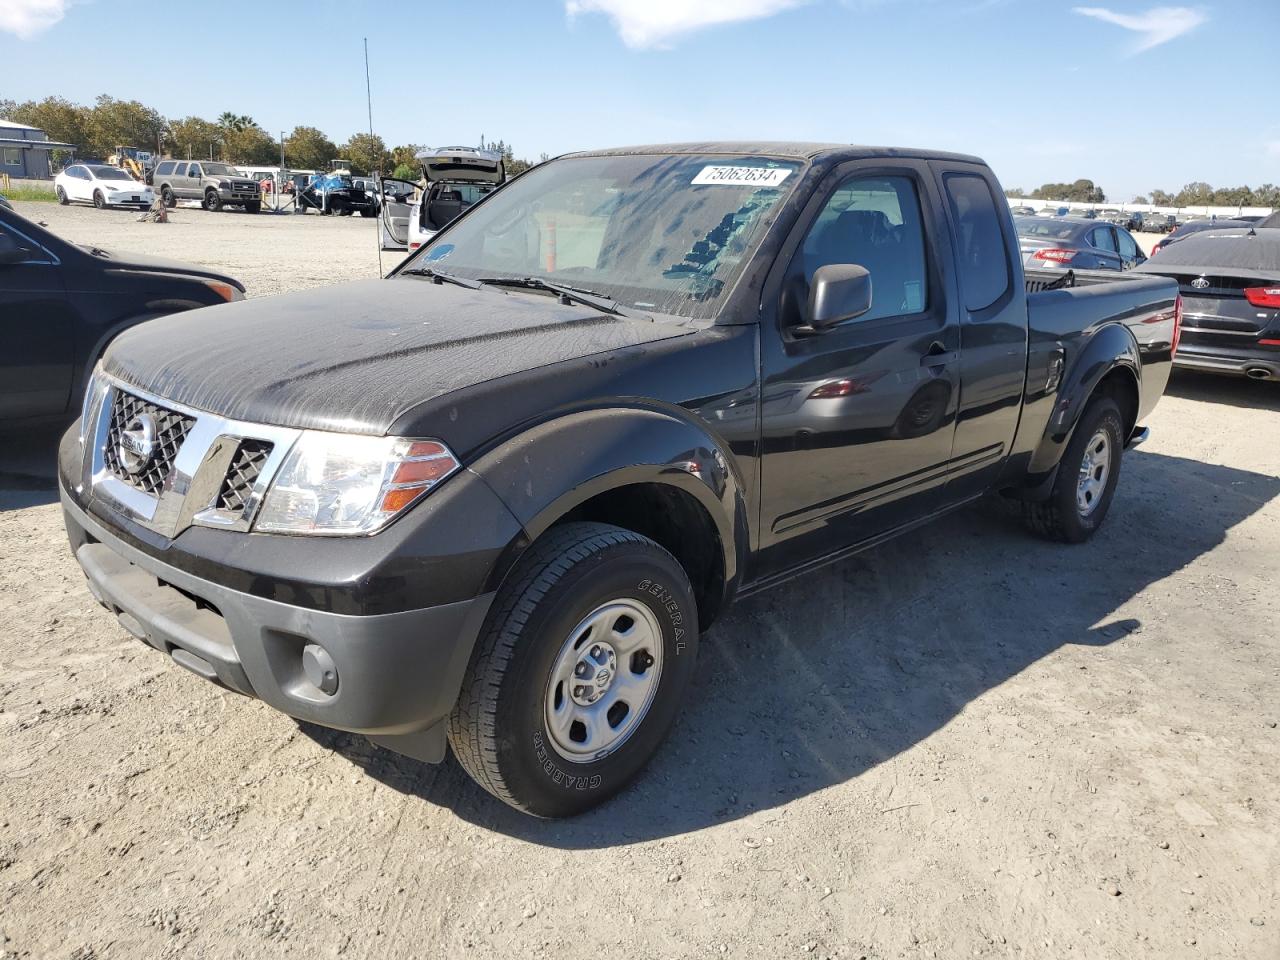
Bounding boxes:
543 599 664 763
1076 428 1111 515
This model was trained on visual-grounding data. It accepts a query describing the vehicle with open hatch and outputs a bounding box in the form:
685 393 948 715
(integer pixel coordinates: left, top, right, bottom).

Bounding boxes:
60 141 1180 817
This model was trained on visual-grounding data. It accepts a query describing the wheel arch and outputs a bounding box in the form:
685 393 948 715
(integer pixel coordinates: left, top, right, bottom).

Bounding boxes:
1027 322 1142 478
471 407 749 631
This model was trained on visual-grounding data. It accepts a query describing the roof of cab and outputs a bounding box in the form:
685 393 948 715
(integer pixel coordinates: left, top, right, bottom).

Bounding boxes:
564 141 986 165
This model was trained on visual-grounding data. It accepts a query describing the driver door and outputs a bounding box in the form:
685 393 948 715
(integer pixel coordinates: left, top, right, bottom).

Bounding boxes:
755 161 961 575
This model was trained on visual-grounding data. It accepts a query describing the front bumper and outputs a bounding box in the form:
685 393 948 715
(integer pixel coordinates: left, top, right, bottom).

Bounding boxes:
62 486 494 762
105 191 153 205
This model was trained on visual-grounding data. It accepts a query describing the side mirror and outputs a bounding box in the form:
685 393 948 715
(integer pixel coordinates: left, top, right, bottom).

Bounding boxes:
0 246 33 266
805 263 873 331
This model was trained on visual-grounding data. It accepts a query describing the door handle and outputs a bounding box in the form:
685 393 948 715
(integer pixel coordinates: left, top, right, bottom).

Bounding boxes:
921 343 958 367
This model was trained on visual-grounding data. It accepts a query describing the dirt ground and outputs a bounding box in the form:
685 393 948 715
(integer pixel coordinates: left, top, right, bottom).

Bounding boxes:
2 202 1278 960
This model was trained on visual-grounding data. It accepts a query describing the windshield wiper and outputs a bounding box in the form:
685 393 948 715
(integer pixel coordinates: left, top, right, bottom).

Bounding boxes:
400 266 486 290
477 276 643 319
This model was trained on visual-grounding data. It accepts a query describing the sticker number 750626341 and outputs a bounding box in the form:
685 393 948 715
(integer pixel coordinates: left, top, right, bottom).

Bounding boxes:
691 166 793 187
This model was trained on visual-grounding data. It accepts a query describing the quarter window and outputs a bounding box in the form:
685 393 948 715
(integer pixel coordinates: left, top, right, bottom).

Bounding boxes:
943 173 1010 312
796 175 930 323
155 161 173 176
1116 229 1138 259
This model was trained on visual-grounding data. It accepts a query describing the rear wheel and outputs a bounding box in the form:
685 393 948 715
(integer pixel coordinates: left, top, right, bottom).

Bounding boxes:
358 207 376 218
449 522 699 818
56 185 69 205
203 190 222 212
1023 395 1125 543
93 190 106 209
161 186 175 208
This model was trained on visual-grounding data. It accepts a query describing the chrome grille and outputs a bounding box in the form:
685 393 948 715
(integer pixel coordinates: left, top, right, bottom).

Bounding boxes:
214 439 274 514
103 391 196 496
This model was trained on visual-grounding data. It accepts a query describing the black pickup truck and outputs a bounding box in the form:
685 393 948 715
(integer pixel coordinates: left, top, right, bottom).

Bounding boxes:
59 142 1181 817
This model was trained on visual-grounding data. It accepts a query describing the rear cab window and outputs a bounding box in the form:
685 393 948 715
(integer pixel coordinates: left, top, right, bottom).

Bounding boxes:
943 173 1011 311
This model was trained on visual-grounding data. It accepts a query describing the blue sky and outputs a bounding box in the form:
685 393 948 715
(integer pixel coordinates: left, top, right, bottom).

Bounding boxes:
2 0 1277 200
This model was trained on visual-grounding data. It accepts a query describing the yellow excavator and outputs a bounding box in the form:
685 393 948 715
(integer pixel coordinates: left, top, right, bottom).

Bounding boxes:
107 146 155 183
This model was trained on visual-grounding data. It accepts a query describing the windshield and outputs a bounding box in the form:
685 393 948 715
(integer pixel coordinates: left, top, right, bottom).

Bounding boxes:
90 166 134 181
405 153 802 319
1015 216 1078 239
203 163 237 176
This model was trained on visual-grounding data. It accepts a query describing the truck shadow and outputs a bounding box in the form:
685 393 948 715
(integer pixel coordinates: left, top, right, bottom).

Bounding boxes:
0 428 62 511
308 448 1278 847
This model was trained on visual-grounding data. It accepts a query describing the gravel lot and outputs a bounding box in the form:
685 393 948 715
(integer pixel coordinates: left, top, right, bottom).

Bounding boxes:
2 201 1278 960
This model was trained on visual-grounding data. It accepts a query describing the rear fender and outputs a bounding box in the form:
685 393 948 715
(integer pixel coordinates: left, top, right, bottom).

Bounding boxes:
1027 322 1140 477
470 406 748 605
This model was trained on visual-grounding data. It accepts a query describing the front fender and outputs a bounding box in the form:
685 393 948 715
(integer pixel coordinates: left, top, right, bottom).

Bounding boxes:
1027 322 1140 476
469 405 749 601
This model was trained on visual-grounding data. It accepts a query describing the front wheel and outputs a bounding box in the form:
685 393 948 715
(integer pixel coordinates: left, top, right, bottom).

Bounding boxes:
203 190 222 212
449 522 699 818
56 185 69 205
1023 395 1125 543
93 190 106 210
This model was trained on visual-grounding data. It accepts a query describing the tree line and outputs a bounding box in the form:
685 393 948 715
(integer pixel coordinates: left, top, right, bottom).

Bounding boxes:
0 95 541 178
1004 178 1279 208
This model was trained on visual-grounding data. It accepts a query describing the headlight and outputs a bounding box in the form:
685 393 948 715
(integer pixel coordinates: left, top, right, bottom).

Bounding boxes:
254 433 460 536
218 179 230 188
78 363 106 445
104 185 119 192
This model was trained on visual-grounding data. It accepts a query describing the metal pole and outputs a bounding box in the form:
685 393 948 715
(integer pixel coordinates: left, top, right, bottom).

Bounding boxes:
365 37 383 275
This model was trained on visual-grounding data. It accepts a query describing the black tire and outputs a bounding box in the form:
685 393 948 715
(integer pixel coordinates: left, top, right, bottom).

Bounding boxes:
56 185 69 205
358 207 375 218
449 522 699 818
161 186 175 208
93 190 106 210
203 190 222 212
1023 395 1125 543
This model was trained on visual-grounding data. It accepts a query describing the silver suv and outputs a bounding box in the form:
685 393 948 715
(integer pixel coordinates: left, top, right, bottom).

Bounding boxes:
153 160 262 213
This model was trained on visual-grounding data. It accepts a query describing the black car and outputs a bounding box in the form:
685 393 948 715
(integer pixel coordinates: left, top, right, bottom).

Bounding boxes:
0 204 245 426
299 173 378 217
1150 217 1254 256
1137 228 1280 380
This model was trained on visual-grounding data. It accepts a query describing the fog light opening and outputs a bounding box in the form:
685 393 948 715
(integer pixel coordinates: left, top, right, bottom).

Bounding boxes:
301 643 339 695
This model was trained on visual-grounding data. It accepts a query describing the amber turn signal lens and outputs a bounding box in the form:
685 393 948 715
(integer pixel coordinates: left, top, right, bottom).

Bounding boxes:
380 487 424 513
391 458 454 485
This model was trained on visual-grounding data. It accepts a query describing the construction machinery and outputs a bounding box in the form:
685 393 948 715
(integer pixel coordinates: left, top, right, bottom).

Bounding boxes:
107 146 155 183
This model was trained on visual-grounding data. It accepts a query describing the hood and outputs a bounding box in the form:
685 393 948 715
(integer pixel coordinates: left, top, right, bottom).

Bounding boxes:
81 247 245 290
100 277 691 434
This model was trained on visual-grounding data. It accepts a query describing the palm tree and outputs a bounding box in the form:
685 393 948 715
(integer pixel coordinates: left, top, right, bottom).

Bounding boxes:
217 112 254 132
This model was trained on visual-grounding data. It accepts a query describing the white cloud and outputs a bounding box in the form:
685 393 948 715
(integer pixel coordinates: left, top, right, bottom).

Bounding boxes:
566 0 808 49
0 0 68 38
1072 6 1207 53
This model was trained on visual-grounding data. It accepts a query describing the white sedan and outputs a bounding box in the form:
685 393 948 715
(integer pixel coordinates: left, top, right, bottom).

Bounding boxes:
55 163 155 210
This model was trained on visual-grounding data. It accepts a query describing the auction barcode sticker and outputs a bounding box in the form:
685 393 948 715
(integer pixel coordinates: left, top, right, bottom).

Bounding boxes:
691 166 793 187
